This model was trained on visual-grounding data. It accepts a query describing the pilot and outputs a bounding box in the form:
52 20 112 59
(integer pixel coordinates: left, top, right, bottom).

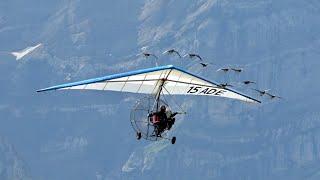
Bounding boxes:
149 105 179 137
149 105 169 137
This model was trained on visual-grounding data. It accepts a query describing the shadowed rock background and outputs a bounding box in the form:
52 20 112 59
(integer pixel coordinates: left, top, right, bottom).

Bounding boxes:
0 0 320 179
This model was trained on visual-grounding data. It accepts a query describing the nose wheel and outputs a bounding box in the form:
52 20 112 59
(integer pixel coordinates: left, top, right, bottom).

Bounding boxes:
136 132 142 140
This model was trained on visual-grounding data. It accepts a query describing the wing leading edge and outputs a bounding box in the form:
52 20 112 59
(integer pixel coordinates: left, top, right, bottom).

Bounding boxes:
37 65 260 103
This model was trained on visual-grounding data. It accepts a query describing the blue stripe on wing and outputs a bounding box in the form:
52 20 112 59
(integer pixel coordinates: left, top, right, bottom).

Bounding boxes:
36 65 174 92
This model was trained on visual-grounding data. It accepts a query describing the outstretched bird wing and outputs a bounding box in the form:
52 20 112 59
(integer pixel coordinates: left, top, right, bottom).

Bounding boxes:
266 92 282 99
217 68 229 72
195 54 202 61
173 51 182 58
163 49 181 58
252 88 263 93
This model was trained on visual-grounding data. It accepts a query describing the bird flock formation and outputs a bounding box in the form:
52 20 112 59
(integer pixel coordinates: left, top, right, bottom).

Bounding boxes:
138 48 282 101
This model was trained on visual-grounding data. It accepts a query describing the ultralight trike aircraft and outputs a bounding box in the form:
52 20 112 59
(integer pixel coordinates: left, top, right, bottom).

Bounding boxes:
37 65 260 144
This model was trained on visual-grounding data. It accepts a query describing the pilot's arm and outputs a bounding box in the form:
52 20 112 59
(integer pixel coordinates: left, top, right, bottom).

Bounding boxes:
170 112 178 118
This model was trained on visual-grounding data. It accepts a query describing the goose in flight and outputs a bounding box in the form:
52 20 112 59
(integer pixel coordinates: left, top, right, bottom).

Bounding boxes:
217 68 230 72
231 68 243 73
243 80 256 85
252 89 271 96
218 83 233 88
199 62 211 67
183 53 202 61
137 52 159 66
140 52 158 59
266 92 282 99
163 49 181 58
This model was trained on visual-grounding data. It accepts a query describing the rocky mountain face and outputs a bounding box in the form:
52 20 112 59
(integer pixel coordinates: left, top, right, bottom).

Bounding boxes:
0 137 31 180
0 0 320 179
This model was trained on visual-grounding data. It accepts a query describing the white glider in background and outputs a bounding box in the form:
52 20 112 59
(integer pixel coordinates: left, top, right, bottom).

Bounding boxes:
11 43 42 60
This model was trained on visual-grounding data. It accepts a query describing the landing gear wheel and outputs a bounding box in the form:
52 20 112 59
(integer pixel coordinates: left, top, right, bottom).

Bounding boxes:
171 136 176 144
136 132 142 140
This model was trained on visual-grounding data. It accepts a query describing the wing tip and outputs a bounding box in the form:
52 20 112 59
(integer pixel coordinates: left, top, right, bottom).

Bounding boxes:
36 88 46 93
249 98 261 104
36 87 56 93
255 100 262 104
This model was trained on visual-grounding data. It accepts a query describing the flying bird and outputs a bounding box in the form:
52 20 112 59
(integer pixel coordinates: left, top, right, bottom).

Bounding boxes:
137 52 159 66
199 62 211 67
218 83 233 88
217 68 230 72
243 80 256 85
252 89 271 96
9 43 42 60
184 53 202 61
140 52 158 59
163 49 181 58
231 68 243 73
266 93 282 99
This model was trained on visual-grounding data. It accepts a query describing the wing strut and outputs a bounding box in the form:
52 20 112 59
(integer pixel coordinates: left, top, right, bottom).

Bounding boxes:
154 79 166 111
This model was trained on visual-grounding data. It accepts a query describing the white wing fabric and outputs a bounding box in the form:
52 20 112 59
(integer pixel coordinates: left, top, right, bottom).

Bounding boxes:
11 43 42 60
37 65 260 103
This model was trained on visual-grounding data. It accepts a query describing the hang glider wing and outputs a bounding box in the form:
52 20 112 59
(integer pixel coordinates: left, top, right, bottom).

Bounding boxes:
37 65 260 103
